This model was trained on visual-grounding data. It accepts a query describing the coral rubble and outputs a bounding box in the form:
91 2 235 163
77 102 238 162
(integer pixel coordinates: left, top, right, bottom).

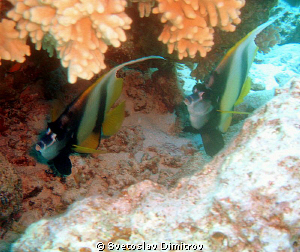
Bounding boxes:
11 78 300 251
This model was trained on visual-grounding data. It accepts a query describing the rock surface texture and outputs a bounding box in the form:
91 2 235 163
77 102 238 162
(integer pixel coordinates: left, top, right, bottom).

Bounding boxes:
12 78 300 251
0 153 22 235
250 43 300 90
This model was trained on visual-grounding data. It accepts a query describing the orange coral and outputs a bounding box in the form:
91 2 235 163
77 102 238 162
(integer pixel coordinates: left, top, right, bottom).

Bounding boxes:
153 0 246 59
2 0 246 82
129 0 156 17
6 0 132 83
0 19 30 65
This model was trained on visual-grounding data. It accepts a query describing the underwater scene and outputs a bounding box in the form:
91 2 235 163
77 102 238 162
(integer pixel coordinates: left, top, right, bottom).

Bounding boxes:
0 0 300 251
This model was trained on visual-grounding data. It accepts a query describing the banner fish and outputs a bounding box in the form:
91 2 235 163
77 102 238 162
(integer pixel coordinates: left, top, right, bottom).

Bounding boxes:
36 56 164 175
185 17 280 156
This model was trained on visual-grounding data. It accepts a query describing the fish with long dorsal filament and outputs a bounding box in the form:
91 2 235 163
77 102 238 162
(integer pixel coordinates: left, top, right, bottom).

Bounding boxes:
184 16 282 156
36 56 165 175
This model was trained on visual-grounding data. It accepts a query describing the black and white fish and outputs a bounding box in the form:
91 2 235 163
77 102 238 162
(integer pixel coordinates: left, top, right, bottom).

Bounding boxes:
36 56 164 175
185 17 280 156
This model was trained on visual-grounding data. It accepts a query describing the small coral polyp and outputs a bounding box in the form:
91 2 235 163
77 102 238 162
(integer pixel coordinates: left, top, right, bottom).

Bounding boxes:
2 0 246 83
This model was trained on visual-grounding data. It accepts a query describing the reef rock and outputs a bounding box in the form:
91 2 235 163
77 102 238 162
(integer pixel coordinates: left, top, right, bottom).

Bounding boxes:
0 153 22 236
12 78 300 251
250 43 300 90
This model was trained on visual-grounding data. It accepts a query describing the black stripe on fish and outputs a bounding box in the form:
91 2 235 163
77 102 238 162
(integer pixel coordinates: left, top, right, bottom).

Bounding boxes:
93 78 107 135
238 44 252 98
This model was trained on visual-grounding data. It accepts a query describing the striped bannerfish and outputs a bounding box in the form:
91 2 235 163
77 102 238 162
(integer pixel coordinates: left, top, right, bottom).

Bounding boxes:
185 16 281 156
36 56 164 175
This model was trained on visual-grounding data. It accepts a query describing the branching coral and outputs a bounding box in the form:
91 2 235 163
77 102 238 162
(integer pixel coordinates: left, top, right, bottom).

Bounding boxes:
0 18 30 65
129 0 156 18
153 0 246 59
6 0 132 83
2 0 246 83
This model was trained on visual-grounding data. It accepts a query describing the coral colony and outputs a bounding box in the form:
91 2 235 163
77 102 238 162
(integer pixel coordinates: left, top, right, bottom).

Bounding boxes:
1 0 245 83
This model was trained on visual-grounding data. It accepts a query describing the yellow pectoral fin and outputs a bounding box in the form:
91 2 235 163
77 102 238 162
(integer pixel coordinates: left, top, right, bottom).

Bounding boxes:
217 110 251 115
102 101 125 136
72 145 107 154
235 77 252 106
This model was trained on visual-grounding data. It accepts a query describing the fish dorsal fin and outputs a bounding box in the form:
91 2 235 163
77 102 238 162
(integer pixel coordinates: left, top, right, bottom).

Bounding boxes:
103 56 164 113
102 101 125 136
72 144 107 154
214 17 280 77
107 56 165 79
234 77 252 106
76 56 164 148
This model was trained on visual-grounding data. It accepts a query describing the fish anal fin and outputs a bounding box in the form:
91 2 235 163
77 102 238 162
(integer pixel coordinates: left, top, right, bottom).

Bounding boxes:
51 151 72 176
72 145 107 154
102 101 125 136
235 77 252 106
77 131 101 150
200 128 224 157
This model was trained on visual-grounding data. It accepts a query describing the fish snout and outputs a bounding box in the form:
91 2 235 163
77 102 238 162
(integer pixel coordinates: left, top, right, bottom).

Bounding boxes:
184 96 193 105
35 141 45 152
184 92 205 106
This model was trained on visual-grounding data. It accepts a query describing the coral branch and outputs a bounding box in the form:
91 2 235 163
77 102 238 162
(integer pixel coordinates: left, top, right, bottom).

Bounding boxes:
2 0 246 82
153 0 245 59
6 0 132 83
0 19 30 65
